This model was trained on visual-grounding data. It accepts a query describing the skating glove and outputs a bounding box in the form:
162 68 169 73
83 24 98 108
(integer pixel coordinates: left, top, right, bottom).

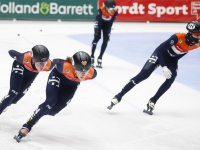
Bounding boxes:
162 66 172 79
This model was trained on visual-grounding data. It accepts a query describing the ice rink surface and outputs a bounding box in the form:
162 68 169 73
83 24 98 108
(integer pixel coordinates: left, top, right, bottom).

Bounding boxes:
0 20 200 150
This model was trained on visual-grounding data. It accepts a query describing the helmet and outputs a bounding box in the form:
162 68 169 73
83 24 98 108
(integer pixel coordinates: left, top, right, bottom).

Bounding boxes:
31 45 49 62
186 20 200 33
72 51 91 72
104 0 116 9
185 21 200 46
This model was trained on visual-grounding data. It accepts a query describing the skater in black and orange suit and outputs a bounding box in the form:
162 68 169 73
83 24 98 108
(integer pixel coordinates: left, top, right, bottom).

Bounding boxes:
0 45 53 114
14 51 97 142
108 21 200 115
91 0 118 68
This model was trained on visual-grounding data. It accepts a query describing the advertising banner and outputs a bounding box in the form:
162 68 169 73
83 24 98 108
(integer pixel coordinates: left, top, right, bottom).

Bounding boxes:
98 0 200 22
0 0 97 20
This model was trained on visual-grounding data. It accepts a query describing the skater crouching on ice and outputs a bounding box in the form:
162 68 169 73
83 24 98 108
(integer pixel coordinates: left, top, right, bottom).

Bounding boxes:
14 51 97 142
91 0 118 68
0 45 53 115
108 20 200 115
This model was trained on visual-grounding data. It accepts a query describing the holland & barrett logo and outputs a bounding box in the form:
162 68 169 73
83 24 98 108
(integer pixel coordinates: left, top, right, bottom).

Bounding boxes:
0 1 94 15
40 2 49 14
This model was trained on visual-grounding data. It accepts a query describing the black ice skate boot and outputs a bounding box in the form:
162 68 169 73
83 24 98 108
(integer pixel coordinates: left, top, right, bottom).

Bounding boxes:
96 59 102 68
107 96 121 110
143 100 155 115
14 121 34 143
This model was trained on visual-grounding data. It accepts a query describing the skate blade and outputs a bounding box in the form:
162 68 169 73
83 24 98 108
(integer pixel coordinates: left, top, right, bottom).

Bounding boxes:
143 109 153 115
14 135 21 143
107 102 115 110
107 105 113 110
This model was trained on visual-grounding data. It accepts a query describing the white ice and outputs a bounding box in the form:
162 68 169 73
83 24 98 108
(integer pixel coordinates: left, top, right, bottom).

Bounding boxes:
0 21 200 150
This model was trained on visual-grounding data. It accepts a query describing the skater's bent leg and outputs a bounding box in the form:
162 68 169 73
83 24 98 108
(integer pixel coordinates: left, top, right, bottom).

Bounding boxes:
27 97 57 125
47 84 78 116
28 71 61 124
115 54 160 101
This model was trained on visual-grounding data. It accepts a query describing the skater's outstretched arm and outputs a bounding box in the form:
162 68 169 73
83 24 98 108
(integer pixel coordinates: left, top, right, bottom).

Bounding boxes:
8 50 28 64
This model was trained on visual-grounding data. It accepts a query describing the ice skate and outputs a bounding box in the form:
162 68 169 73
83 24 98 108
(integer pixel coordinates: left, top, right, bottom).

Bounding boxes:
143 100 155 115
107 97 120 110
14 128 29 143
96 59 102 68
14 123 32 143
